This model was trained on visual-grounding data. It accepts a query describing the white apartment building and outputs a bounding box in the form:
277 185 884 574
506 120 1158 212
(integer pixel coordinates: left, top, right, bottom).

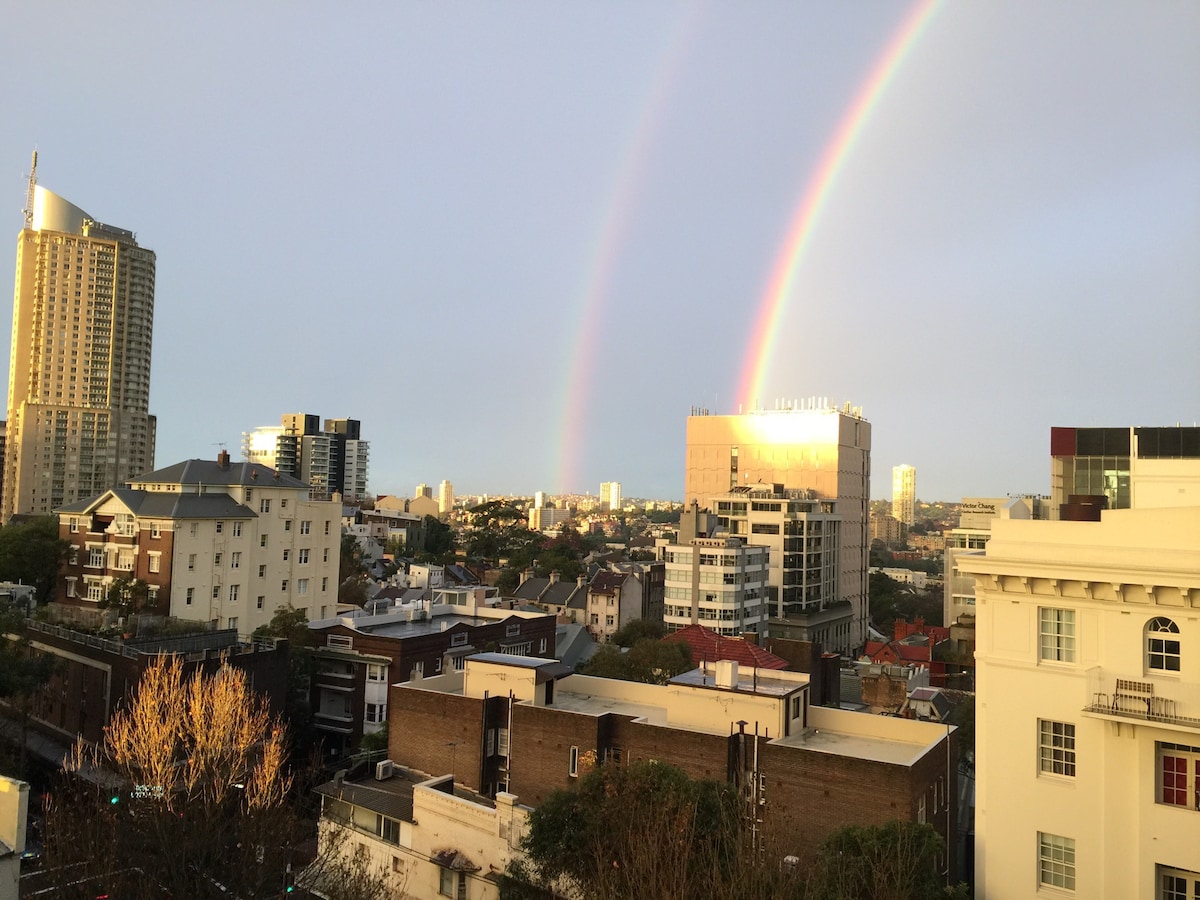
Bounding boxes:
55 452 342 634
438 480 454 516
961 505 1200 899
599 481 622 512
659 536 767 636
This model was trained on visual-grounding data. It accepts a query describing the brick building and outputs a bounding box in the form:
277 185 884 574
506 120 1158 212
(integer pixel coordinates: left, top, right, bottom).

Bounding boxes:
385 654 957 874
12 620 288 746
307 599 557 755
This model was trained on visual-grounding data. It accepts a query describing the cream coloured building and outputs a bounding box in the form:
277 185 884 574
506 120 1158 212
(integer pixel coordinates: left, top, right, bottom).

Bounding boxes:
658 535 767 636
55 452 342 634
685 404 870 648
961 505 1200 899
892 464 916 526
4 179 156 522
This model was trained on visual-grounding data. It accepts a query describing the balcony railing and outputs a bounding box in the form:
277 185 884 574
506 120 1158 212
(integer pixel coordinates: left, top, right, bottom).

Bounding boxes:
1083 667 1200 732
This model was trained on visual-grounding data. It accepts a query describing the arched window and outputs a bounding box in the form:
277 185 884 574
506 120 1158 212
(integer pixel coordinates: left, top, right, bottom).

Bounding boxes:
1147 617 1180 672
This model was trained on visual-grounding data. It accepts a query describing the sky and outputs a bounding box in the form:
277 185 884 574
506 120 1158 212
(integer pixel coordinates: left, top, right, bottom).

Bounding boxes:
2 2 1197 504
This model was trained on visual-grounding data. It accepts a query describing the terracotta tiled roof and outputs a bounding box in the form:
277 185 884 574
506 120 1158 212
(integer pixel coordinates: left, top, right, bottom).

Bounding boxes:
663 624 789 670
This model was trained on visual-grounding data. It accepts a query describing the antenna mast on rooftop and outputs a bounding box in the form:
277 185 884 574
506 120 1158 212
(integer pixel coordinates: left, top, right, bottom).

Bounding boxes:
22 150 37 229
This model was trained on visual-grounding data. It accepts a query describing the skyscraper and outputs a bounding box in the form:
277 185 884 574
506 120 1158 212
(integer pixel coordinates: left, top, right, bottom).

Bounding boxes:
892 464 916 526
438 480 454 516
242 413 369 501
599 481 622 512
684 402 871 649
4 167 156 522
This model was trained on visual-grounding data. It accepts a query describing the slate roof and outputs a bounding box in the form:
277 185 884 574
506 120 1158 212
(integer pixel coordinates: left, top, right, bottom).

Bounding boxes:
542 581 584 609
512 577 551 601
662 625 790 670
56 488 255 520
129 458 309 490
588 571 627 594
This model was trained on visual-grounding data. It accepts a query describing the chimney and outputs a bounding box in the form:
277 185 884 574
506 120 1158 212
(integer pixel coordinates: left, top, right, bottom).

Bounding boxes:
577 573 586 588
217 449 230 468
519 567 534 586
894 617 908 641
548 570 560 585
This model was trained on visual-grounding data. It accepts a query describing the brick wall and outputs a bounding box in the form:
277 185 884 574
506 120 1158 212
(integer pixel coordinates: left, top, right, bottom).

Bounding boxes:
509 704 600 807
388 687 485 790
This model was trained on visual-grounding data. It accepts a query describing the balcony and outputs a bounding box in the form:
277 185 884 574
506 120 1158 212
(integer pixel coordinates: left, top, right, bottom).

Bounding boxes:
1083 667 1200 734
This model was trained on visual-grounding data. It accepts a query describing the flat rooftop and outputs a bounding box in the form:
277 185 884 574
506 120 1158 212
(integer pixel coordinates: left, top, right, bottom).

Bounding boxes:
772 722 937 766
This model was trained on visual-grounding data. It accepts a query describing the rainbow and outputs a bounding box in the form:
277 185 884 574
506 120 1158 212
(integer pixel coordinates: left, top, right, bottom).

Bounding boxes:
737 0 941 409
555 11 701 494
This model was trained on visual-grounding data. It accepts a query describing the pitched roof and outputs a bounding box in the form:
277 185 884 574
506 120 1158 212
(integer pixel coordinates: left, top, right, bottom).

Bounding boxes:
129 458 309 490
662 625 789 670
588 571 627 594
512 577 551 600
541 581 584 608
57 488 255 520
864 640 932 665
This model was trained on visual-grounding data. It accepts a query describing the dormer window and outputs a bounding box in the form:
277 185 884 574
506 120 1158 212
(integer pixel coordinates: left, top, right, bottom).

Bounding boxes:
1147 617 1181 673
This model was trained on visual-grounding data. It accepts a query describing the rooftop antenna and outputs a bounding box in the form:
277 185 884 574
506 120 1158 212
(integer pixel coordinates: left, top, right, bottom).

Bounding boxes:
22 150 37 229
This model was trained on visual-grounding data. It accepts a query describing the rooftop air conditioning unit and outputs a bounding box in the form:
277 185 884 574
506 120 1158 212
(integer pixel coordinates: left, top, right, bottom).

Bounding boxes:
375 759 394 781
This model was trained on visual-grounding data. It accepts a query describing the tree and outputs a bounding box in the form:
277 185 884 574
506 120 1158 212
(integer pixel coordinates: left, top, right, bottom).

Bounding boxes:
508 760 801 900
254 603 318 649
43 656 394 899
803 820 968 900
610 617 665 647
0 596 59 778
580 639 691 685
0 516 69 604
101 573 152 619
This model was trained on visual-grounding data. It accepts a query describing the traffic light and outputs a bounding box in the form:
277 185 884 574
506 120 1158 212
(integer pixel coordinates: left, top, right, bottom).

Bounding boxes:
284 863 294 894
109 793 119 805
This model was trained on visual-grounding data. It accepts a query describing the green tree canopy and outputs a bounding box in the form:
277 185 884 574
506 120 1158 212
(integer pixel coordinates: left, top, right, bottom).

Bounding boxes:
0 516 69 604
610 617 665 648
803 820 968 900
580 639 691 685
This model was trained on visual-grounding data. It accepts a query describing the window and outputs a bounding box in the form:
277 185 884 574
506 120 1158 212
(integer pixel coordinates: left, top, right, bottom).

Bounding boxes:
213 586 221 600
569 746 579 777
88 547 104 568
232 522 242 537
190 523 198 537
1160 866 1200 899
260 499 271 513
245 489 252 502
281 579 288 592
281 499 288 509
1148 617 1181 673
284 520 292 532
325 520 331 535
297 579 309 595
376 814 400 846
148 553 161 573
69 517 79 533
188 553 196 571
1039 608 1076 663
366 702 385 724
68 547 78 565
1038 832 1075 891
282 549 290 562
66 577 76 598
411 661 424 678
257 595 264 609
214 552 223 567
917 794 926 824
228 585 239 603
606 615 615 627
300 520 311 535
87 582 103 602
186 587 194 606
323 548 329 563
367 664 386 682
539 638 548 654
451 632 468 647
260 534 268 548
506 622 520 637
321 577 328 592
227 616 238 631
298 548 309 564
1038 720 1076 777
230 552 241 569
258 564 266 578
1158 742 1200 810
216 521 223 534
439 868 465 898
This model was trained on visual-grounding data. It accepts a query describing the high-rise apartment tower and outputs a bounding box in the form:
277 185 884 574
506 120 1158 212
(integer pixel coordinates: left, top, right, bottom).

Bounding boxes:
892 464 916 526
685 402 871 649
4 167 156 521
599 481 622 512
438 480 454 516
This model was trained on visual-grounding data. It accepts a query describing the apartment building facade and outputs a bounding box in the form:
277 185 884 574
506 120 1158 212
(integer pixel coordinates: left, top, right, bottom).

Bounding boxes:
658 536 768 637
4 180 156 521
54 452 341 634
961 505 1200 898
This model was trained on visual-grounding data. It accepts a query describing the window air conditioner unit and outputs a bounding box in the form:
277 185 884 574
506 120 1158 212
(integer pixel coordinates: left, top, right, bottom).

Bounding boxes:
375 759 394 781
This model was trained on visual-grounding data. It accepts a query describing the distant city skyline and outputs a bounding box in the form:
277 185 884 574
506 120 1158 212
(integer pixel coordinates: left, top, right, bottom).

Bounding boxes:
2 4 1195 504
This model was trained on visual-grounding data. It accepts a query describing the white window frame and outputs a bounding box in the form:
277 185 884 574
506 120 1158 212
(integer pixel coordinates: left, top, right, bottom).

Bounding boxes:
232 521 242 537
1039 607 1076 663
1038 720 1076 777
367 664 387 682
1037 832 1075 892
569 746 579 778
1147 617 1181 674
147 553 161 574
260 499 271 513
1160 865 1200 900
1158 741 1200 811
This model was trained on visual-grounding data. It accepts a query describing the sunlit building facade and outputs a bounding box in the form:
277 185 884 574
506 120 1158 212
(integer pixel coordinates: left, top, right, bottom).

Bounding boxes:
892 464 916 526
660 536 767 636
684 403 870 649
4 184 157 522
599 481 622 512
242 414 368 501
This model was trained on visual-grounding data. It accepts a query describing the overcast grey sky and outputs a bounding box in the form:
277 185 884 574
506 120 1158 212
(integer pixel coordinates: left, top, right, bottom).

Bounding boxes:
2 2 1197 502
